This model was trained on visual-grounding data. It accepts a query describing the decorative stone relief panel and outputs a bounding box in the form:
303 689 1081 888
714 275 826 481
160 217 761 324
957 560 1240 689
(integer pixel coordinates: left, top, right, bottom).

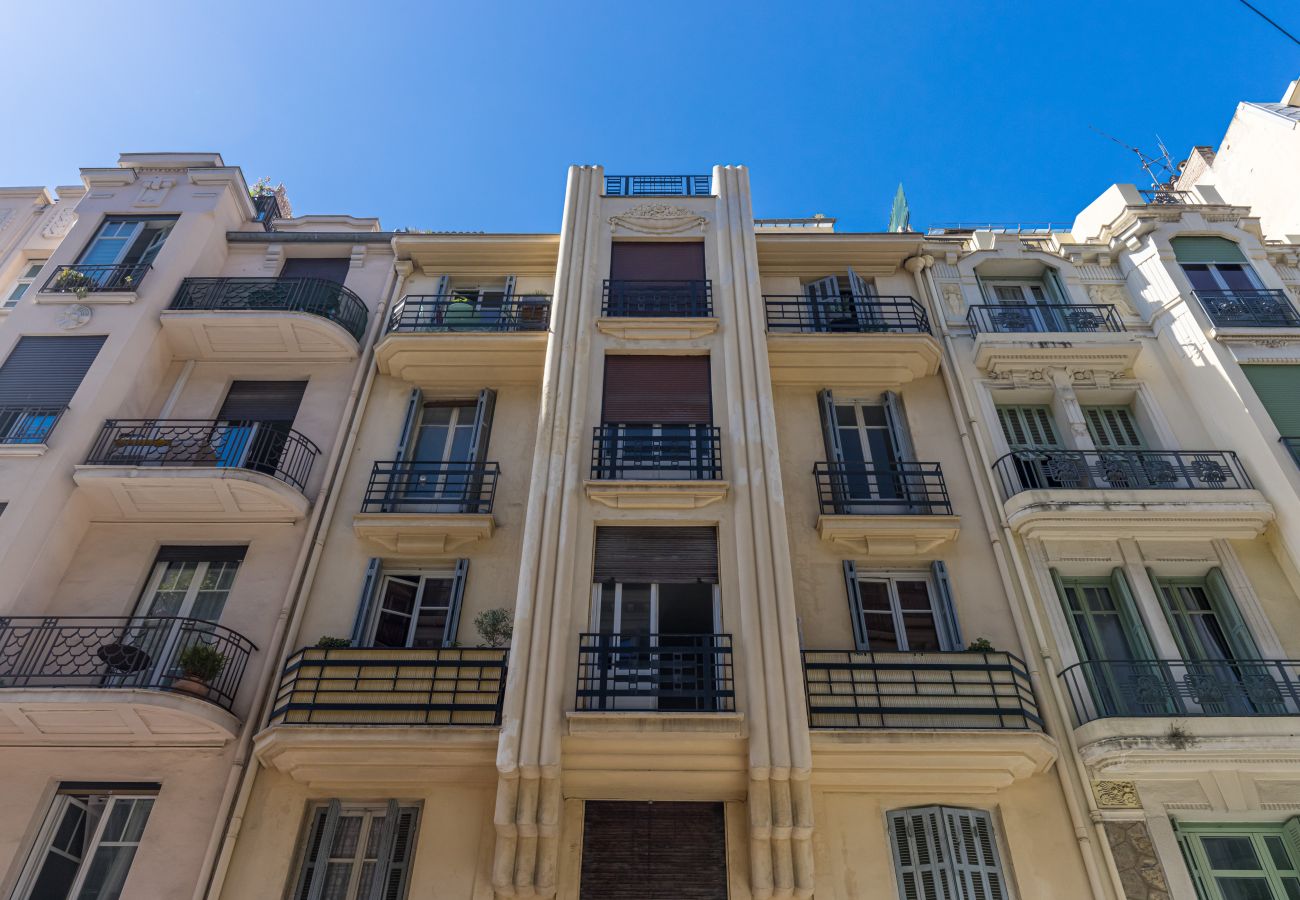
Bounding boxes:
1093 780 1141 809
608 203 707 235
134 176 176 208
941 283 964 316
1087 283 1138 317
1104 821 1172 900
1078 263 1125 283
41 206 76 239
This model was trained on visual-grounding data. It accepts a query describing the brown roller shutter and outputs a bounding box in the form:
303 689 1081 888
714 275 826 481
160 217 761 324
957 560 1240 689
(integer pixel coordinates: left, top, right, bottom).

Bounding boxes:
602 355 711 424
610 242 705 280
579 801 727 900
280 258 350 284
592 526 718 584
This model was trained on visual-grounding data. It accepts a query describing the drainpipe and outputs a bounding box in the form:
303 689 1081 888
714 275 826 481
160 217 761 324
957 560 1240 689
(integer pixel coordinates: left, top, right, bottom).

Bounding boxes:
196 258 402 900
908 255 1123 900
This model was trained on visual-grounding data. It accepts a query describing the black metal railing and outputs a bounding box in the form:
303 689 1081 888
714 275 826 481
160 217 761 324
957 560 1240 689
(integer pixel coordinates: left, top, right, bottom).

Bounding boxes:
1282 437 1300 468
1140 189 1195 205
171 277 368 342
1060 659 1300 724
85 420 320 492
967 304 1124 334
268 647 507 726
360 460 499 514
993 449 1252 498
602 280 712 317
44 263 152 294
252 191 283 230
1194 289 1300 328
0 616 255 713
0 406 67 445
814 461 953 515
591 424 721 481
764 295 931 334
802 651 1043 730
576 633 734 712
604 175 712 197
387 294 551 333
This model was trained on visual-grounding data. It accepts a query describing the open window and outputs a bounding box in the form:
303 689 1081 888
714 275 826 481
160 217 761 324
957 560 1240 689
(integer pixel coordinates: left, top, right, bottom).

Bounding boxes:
843 562 962 652
77 216 177 284
351 559 469 649
291 800 419 900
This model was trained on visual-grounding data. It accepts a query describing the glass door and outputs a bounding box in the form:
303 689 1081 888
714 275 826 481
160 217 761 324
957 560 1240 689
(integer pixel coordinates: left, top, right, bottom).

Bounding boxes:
403 403 476 510
1058 576 1164 717
131 557 241 689
833 400 906 512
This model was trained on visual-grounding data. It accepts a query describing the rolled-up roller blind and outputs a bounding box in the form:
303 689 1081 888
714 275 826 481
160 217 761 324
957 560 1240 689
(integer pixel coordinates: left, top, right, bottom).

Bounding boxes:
592 526 718 583
602 355 711 424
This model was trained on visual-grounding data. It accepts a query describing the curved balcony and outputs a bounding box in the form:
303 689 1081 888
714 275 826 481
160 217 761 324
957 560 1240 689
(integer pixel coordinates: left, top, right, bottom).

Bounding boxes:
74 420 319 522
993 449 1272 540
0 616 255 745
1195 289 1300 329
967 304 1123 334
161 277 368 360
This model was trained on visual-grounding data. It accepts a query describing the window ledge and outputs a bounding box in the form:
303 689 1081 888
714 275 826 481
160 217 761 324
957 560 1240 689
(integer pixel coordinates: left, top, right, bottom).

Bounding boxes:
0 443 47 457
816 514 961 558
34 290 137 305
584 479 728 509
596 316 719 341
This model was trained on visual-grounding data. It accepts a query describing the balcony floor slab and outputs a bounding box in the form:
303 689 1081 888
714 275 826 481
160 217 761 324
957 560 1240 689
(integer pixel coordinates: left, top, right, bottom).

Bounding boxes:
816 513 961 558
584 479 729 510
352 511 495 555
0 689 240 747
1003 488 1274 540
1075 716 1300 777
376 332 548 389
972 331 1144 378
72 465 310 523
255 725 500 787
160 309 360 361
767 333 941 387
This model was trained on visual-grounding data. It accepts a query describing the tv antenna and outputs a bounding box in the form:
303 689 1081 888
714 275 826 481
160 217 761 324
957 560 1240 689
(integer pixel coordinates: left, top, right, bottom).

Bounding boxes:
1089 127 1181 190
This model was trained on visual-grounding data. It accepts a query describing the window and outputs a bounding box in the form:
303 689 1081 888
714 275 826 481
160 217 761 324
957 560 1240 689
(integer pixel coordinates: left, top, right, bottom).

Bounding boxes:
351 560 468 649
0 335 106 445
888 806 1010 900
135 547 245 621
818 390 916 511
608 242 704 281
4 260 47 308
1242 366 1300 441
1178 821 1300 900
843 563 962 652
1152 570 1261 665
13 786 157 900
1083 406 1144 449
78 217 176 269
986 280 1049 305
292 801 418 900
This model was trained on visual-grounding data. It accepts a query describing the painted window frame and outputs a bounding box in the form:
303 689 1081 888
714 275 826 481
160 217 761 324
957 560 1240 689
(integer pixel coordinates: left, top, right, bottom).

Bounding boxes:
1177 820 1300 900
367 567 464 649
4 259 47 308
76 215 177 268
290 799 420 900
588 581 722 635
846 569 950 652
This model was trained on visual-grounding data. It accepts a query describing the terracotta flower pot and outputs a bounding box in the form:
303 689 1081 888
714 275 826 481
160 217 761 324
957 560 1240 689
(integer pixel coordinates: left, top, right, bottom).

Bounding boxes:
172 676 211 698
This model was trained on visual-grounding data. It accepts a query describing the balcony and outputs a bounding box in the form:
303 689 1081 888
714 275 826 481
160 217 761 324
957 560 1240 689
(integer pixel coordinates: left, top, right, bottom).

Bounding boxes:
803 651 1057 791
597 280 716 339
967 304 1123 334
257 646 507 786
0 616 254 745
1060 659 1300 775
763 296 940 386
73 420 319 522
160 277 368 361
604 175 712 197
1139 189 1194 205
993 449 1273 540
352 460 499 555
0 406 66 456
967 303 1142 378
38 263 151 302
813 461 960 558
575 633 734 712
376 294 551 388
585 424 727 510
1195 289 1300 329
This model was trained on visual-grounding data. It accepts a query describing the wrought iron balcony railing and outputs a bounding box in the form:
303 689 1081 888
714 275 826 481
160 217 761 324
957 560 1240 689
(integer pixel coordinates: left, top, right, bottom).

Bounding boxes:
0 616 255 712
387 294 551 334
0 406 67 445
576 633 735 712
268 647 507 726
1139 189 1194 205
360 460 499 514
802 650 1043 730
603 175 712 197
966 304 1124 334
591 424 721 481
764 295 931 334
1195 289 1300 328
85 420 320 492
44 263 152 294
602 280 712 317
1060 658 1300 724
992 449 1252 499
170 277 368 341
815 461 953 516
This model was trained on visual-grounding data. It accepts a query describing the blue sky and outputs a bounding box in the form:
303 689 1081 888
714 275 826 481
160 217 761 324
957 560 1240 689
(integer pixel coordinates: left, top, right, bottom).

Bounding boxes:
1 1 1296 232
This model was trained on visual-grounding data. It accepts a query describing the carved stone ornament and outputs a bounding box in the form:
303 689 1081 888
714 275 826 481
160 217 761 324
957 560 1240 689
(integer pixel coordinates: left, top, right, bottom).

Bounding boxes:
941 283 964 316
57 304 92 330
1093 780 1141 809
1087 283 1137 317
41 206 76 239
609 203 707 235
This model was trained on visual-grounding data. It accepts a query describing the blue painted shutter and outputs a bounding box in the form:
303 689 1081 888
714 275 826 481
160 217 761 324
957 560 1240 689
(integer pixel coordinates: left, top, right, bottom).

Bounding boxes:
366 801 419 900
445 559 469 647
350 559 383 646
883 391 915 461
943 808 1008 900
818 389 843 462
297 799 342 900
930 561 963 651
888 806 956 900
394 389 423 459
843 561 867 651
468 389 496 463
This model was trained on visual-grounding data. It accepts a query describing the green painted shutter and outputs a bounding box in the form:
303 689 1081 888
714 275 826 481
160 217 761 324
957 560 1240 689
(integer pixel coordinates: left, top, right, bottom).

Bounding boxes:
1084 406 1144 448
1110 569 1158 659
996 405 1060 449
1205 567 1263 660
1172 236 1248 264
843 561 867 651
930 561 964 652
1242 365 1300 436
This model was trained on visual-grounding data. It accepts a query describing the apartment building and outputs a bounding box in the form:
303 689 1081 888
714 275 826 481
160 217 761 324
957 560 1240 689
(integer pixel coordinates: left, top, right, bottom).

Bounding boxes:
1 80 1299 900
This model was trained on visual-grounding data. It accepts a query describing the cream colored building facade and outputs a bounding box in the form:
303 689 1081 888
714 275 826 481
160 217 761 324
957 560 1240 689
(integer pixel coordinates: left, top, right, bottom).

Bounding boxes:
1 81 1299 900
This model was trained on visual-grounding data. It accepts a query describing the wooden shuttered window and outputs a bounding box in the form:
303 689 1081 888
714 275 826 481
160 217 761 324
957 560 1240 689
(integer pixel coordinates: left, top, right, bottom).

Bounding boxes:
609 242 706 281
1242 365 1300 436
888 806 1009 900
1171 236 1248 264
0 335 107 406
995 405 1060 450
1082 406 1143 448
593 526 718 584
293 800 419 900
602 355 712 424
217 380 308 423
579 801 727 900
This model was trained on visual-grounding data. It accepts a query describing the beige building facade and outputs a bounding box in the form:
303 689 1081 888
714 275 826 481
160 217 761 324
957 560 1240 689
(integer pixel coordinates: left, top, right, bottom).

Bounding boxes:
1 81 1299 900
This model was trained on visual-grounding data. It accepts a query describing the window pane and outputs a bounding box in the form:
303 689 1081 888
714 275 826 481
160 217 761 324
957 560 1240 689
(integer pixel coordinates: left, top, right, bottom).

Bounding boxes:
330 815 363 858
411 608 449 648
902 613 941 651
894 581 932 611
379 579 418 617
1282 879 1300 900
864 612 900 651
1204 836 1263 871
1183 265 1221 291
72 845 139 900
320 863 353 900
857 582 891 612
1266 836 1295 871
373 611 411 648
1215 878 1275 900
1217 265 1259 291
620 585 652 635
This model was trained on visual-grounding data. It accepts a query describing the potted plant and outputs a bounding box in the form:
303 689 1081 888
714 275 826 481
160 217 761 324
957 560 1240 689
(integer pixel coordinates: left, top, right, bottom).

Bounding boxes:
474 608 513 648
315 636 352 650
54 268 95 299
172 644 227 697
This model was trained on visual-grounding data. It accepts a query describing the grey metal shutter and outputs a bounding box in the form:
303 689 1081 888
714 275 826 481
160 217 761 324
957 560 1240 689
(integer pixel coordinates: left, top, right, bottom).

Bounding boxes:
217 380 307 423
280 258 350 284
592 526 718 584
602 356 712 424
609 242 706 280
1242 365 1300 435
579 801 727 900
1171 236 1248 264
888 806 1009 900
0 335 107 406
